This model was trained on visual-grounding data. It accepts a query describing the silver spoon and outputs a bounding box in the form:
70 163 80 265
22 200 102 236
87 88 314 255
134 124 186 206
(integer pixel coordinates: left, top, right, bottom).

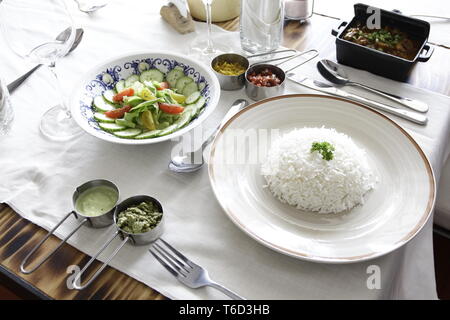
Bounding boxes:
317 59 428 113
7 28 84 94
169 99 249 173
74 0 107 13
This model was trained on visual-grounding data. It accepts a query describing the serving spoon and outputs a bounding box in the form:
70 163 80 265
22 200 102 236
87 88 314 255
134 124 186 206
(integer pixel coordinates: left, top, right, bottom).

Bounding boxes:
317 59 429 113
7 28 84 94
169 99 249 173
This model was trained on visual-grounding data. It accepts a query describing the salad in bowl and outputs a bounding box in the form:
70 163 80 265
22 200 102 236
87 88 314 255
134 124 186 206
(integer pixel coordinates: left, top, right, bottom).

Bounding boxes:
71 51 220 144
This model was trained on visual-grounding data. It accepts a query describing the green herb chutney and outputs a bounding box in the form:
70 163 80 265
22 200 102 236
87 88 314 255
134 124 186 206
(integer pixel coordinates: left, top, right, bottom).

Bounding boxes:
116 201 162 234
75 186 118 217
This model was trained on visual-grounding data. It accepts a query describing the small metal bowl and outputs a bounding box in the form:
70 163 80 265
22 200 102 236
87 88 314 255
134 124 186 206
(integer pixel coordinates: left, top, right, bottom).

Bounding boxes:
113 195 164 245
211 53 249 91
72 194 165 289
72 179 119 228
245 64 286 101
20 179 120 274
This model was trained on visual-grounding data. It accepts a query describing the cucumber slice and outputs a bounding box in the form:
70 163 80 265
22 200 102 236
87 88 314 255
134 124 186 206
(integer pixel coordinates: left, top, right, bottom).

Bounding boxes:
102 90 117 105
94 112 115 123
157 123 178 137
157 107 195 137
99 122 126 132
185 91 201 104
115 80 126 93
93 96 115 112
175 76 193 93
196 96 206 114
125 74 140 87
140 69 164 83
155 98 206 137
166 67 185 88
182 82 199 98
189 96 206 118
114 128 142 139
135 130 162 139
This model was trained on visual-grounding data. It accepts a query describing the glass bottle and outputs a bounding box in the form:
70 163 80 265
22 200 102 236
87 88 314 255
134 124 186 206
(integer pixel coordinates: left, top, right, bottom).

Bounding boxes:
240 0 285 53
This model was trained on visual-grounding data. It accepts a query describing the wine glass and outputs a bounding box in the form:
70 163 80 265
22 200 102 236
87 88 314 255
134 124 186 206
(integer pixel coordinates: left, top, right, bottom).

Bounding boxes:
189 0 230 63
0 0 81 140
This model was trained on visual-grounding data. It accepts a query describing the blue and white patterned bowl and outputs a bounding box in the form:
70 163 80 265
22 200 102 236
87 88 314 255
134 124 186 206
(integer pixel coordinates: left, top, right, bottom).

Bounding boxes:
70 51 220 145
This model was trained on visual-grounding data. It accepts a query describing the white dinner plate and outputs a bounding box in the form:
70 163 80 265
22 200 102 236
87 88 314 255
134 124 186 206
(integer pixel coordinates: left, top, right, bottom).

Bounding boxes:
208 94 435 263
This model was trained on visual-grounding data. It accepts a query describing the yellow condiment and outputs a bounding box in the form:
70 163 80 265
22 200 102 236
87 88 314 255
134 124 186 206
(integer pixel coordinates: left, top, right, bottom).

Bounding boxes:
213 61 246 76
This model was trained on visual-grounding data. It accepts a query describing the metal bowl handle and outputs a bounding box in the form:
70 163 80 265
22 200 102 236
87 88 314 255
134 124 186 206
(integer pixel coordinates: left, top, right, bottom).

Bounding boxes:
280 49 320 73
72 231 130 290
417 44 434 62
20 211 87 274
331 21 348 37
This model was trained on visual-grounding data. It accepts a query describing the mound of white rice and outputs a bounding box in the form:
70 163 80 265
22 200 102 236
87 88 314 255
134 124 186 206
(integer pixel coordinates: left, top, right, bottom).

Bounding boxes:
261 127 377 214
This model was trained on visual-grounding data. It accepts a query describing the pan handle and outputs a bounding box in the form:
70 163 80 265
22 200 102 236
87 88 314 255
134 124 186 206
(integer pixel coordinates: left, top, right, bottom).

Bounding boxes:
331 21 348 37
20 211 87 274
277 49 319 73
247 49 299 65
72 231 130 290
417 44 434 62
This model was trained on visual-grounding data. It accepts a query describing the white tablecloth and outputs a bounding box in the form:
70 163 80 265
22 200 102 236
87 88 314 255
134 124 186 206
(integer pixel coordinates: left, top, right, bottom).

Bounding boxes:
1 0 449 299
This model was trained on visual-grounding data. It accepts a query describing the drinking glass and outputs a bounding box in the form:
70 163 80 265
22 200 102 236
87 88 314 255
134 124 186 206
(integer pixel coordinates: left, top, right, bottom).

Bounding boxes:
240 0 285 53
0 0 81 140
0 77 14 136
188 0 230 63
284 0 314 21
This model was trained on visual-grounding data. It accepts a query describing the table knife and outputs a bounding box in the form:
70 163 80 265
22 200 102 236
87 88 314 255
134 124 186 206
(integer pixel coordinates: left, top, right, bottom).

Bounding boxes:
287 74 428 125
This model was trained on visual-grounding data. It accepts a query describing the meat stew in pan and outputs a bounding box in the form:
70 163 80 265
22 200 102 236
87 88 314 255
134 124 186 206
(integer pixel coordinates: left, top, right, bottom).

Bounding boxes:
342 23 421 60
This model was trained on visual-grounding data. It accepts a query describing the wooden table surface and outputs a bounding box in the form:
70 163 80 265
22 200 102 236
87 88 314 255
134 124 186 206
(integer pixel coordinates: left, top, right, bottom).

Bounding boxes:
1 9 449 300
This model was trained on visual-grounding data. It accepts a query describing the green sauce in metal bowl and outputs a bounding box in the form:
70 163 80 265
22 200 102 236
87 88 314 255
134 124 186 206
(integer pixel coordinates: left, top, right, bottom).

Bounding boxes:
75 186 118 217
116 201 162 234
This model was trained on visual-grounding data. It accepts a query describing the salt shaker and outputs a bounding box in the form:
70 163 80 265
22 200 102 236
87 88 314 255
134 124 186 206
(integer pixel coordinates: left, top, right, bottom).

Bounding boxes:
0 77 13 135
240 0 284 53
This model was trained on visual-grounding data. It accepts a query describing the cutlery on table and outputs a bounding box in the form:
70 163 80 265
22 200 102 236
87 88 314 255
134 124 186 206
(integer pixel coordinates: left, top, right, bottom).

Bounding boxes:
317 59 429 113
74 0 107 13
7 28 84 94
149 238 245 300
169 99 249 173
287 73 428 125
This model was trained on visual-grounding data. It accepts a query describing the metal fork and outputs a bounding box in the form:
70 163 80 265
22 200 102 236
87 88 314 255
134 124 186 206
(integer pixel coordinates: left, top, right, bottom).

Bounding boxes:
149 238 245 300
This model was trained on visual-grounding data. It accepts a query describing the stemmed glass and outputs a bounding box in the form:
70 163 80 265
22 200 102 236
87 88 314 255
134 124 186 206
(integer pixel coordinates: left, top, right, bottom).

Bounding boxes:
189 0 230 63
0 0 81 140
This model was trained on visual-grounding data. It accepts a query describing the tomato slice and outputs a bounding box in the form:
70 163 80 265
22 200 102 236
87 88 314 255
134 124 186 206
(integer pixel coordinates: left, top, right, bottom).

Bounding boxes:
113 88 134 102
157 82 170 90
159 103 184 114
104 105 132 119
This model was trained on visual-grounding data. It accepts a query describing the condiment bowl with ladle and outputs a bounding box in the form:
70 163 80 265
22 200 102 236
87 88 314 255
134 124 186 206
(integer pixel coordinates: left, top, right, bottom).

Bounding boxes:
244 49 319 101
211 49 299 91
71 195 164 290
20 179 120 274
212 49 319 100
